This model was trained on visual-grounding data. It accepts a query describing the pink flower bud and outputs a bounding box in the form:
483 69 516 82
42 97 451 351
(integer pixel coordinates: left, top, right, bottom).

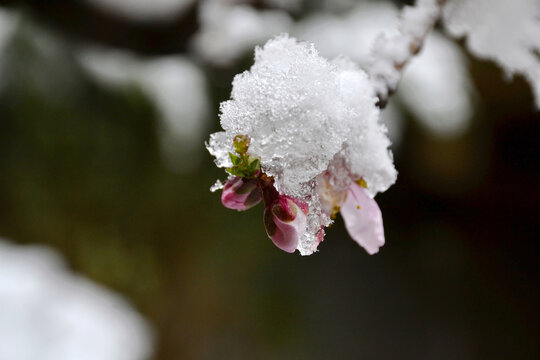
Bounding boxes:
221 177 262 211
263 196 308 253
340 182 385 255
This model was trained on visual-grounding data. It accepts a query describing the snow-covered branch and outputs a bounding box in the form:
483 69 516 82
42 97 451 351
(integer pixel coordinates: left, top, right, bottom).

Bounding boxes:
369 0 448 107
204 0 538 256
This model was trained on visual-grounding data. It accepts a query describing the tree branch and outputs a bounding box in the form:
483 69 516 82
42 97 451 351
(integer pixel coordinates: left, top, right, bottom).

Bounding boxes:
369 0 448 108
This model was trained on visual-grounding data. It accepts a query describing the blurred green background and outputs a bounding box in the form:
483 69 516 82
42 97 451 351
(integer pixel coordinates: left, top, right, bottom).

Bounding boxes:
0 1 538 359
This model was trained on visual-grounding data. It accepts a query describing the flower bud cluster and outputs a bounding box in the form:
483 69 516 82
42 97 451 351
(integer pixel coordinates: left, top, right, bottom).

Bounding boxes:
207 35 397 255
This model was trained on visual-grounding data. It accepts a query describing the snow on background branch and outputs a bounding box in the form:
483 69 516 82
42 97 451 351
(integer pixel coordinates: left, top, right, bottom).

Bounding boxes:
192 0 293 66
294 2 475 138
78 48 210 171
0 239 153 360
369 0 447 106
443 0 540 108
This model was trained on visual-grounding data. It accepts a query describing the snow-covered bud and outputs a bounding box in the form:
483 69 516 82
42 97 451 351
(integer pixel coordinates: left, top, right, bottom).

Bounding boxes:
221 177 262 211
340 182 385 255
207 35 396 255
263 196 308 253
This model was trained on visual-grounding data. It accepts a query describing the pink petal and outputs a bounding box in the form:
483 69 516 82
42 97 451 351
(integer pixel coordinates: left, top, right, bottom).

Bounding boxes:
264 196 307 253
221 177 262 211
340 182 385 255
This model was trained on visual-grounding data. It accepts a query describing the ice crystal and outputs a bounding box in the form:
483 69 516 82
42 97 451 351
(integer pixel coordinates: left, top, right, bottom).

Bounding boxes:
207 35 396 255
210 179 224 192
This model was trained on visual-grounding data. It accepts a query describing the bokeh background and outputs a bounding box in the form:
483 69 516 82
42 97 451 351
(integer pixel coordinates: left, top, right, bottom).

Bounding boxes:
0 0 538 359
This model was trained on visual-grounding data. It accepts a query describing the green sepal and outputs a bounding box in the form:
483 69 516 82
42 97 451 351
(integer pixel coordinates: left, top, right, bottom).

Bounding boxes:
229 152 241 166
226 152 261 178
248 157 260 172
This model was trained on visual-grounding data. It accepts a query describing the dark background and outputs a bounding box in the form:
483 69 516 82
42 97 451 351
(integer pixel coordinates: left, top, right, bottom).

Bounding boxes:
0 0 538 359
